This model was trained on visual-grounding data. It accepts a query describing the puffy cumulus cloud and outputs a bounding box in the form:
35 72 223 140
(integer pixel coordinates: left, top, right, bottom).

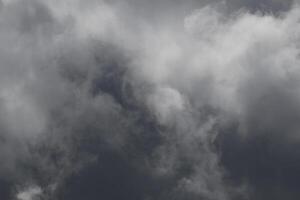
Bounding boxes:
0 0 300 200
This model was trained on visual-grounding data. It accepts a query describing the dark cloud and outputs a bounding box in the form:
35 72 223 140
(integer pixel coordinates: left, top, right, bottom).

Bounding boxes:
217 70 300 200
0 0 300 200
218 122 300 200
0 180 12 200
226 0 294 14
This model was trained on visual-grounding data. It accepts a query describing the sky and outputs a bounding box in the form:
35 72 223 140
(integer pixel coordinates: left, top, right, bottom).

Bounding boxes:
0 0 299 200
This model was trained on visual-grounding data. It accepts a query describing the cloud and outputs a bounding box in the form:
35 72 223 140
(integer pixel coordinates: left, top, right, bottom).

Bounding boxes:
16 186 42 200
0 0 300 200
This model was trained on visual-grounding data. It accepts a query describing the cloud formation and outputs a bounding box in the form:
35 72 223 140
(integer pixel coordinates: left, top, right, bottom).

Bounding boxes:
0 0 299 200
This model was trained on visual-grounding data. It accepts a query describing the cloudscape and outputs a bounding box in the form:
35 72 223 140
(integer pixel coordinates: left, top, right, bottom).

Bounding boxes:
0 0 299 200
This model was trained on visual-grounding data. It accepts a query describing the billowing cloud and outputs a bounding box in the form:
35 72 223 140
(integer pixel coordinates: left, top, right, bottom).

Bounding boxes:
0 0 300 200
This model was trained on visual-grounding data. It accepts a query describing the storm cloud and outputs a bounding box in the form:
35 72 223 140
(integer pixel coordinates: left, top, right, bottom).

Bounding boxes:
0 0 299 200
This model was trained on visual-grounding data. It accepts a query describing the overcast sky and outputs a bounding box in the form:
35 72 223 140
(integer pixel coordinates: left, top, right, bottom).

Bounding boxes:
0 0 299 200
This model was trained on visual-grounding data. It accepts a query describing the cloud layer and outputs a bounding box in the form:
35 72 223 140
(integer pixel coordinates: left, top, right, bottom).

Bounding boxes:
0 0 299 200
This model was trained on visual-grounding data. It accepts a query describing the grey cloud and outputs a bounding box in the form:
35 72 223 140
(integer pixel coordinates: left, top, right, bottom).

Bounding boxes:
226 0 294 13
0 0 300 200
